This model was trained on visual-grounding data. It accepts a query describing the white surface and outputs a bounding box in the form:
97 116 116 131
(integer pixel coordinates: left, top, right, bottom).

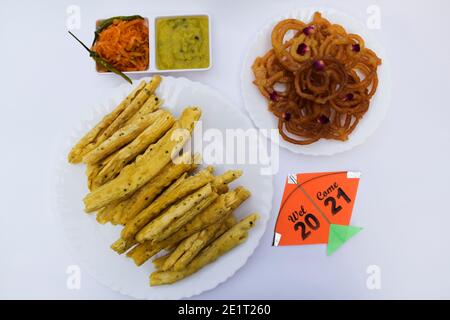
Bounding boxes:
1 0 450 300
242 7 391 155
56 76 273 299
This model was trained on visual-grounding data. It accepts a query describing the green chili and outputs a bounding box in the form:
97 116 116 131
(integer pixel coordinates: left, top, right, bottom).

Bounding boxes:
68 31 132 84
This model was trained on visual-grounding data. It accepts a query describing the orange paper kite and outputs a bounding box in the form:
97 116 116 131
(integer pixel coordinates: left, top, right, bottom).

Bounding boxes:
273 171 362 255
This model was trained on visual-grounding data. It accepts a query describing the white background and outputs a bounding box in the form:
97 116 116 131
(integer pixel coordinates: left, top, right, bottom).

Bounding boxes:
1 0 450 299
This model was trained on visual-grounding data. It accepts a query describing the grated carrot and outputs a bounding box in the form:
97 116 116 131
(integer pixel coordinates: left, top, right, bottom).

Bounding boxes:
93 18 149 72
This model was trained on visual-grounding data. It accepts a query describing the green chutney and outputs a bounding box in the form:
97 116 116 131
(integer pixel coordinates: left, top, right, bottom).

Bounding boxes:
156 16 210 70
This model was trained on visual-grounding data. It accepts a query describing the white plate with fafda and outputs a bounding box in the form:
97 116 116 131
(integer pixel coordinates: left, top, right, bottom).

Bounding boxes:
53 76 274 299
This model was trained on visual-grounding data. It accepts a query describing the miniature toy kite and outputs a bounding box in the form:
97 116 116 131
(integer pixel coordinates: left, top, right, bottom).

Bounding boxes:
273 171 362 255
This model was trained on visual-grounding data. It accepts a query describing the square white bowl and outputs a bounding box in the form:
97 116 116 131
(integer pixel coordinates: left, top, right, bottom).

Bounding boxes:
94 13 212 76
94 16 151 74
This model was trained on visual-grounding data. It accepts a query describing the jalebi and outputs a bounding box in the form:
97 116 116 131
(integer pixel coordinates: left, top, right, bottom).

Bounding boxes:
252 12 382 145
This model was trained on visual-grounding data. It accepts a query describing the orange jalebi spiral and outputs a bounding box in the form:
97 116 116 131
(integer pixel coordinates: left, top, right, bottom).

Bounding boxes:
252 12 382 145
